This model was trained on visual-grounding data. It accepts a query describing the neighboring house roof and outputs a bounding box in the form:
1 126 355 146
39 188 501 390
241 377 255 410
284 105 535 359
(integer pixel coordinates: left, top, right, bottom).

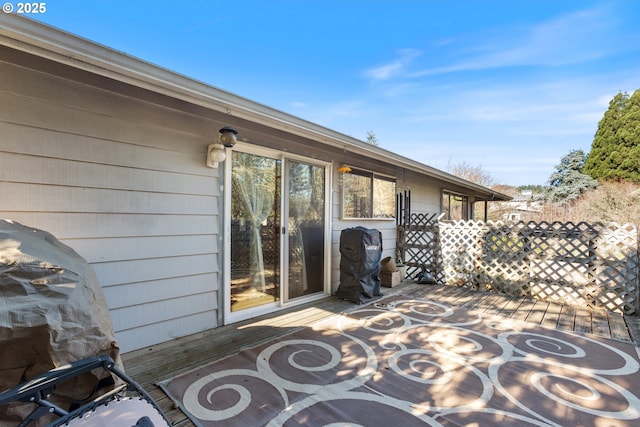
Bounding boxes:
0 15 511 202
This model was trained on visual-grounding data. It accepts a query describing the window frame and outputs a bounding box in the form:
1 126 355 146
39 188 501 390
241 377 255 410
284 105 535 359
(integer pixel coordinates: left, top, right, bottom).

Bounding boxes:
441 189 470 221
340 166 396 220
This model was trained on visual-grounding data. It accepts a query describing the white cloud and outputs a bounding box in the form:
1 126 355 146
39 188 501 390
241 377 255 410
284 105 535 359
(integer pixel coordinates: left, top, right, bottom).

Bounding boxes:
409 6 618 78
303 5 640 186
364 48 422 81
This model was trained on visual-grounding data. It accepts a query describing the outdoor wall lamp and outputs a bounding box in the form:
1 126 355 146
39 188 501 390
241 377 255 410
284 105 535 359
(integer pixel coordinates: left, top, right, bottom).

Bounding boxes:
206 126 238 168
218 126 238 148
206 143 226 168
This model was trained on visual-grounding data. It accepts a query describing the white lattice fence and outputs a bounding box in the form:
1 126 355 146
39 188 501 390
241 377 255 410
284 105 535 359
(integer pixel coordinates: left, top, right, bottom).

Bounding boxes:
438 220 639 315
439 221 530 295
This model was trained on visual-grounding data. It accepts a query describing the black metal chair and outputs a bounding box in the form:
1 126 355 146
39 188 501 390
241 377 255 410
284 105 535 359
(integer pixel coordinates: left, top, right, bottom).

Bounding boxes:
0 355 170 427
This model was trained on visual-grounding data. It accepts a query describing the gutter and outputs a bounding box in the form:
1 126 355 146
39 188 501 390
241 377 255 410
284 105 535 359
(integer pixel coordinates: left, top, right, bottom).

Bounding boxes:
0 15 511 201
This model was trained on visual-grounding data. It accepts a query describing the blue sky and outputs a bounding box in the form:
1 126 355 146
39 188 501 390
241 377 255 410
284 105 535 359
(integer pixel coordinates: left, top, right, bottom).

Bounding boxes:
27 0 640 186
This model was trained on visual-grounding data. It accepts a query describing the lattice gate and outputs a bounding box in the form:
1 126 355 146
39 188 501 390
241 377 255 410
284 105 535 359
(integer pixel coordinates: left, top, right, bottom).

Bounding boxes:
398 212 640 315
397 212 444 283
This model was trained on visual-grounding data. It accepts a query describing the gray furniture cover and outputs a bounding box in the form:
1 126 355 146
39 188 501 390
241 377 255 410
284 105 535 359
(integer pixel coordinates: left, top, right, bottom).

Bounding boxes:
335 226 383 304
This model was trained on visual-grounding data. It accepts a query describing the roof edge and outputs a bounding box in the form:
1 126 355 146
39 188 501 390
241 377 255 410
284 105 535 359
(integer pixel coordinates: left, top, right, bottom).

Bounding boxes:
0 15 511 201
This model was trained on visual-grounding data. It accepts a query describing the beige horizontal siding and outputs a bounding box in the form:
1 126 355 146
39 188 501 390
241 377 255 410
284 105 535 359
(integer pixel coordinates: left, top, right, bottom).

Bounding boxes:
103 274 218 309
1 59 213 141
0 121 206 174
1 55 221 352
1 182 217 215
116 311 219 352
110 292 218 332
0 149 215 195
68 235 218 263
0 212 218 239
92 254 218 287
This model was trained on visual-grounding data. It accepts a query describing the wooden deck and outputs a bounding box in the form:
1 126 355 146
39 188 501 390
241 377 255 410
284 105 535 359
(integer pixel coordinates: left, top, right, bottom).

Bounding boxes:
122 282 640 427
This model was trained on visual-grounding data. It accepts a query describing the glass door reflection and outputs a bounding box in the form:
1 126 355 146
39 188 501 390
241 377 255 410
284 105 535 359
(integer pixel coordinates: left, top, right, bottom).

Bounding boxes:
230 151 281 312
286 161 325 300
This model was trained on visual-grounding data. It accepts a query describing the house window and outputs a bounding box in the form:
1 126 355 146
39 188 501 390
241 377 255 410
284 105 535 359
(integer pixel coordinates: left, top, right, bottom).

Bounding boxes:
342 168 396 219
473 200 488 221
442 190 469 220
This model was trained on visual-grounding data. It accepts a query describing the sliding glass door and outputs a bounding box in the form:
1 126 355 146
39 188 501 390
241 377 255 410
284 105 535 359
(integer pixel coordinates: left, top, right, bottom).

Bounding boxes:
229 151 281 312
226 148 328 321
286 161 325 300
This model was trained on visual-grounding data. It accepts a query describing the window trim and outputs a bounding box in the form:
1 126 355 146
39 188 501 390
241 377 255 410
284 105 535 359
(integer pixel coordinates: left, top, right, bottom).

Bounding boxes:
340 166 396 220
441 189 470 221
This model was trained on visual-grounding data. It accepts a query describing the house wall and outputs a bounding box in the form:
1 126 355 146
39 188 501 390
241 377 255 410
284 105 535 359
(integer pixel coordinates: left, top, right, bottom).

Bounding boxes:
0 47 223 352
1 42 460 353
329 178 397 292
402 169 443 215
328 164 445 292
218 126 452 297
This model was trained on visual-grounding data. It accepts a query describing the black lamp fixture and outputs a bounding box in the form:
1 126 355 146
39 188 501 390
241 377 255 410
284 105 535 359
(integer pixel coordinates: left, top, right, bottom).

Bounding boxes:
218 126 238 148
206 126 239 169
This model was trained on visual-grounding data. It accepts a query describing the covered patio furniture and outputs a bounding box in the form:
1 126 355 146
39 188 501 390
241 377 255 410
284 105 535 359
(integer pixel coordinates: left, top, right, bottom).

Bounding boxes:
0 355 170 427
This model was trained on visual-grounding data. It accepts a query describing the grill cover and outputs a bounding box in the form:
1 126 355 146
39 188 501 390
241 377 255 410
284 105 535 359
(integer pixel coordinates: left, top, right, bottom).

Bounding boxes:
0 220 122 424
335 227 383 303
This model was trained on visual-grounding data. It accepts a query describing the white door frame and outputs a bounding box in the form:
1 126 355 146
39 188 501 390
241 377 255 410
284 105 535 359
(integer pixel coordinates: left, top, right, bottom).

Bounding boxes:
222 144 332 325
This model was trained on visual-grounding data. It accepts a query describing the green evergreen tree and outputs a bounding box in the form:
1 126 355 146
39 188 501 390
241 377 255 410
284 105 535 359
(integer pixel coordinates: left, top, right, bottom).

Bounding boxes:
584 90 640 183
548 149 598 203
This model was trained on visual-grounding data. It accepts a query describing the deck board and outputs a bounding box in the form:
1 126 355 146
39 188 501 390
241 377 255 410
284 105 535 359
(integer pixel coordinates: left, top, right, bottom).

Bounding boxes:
541 301 561 329
122 282 637 427
450 287 478 307
574 307 593 335
460 290 492 310
495 295 525 318
511 298 536 322
617 312 639 343
526 300 549 325
557 304 576 332
488 293 510 312
591 309 612 339
483 294 512 316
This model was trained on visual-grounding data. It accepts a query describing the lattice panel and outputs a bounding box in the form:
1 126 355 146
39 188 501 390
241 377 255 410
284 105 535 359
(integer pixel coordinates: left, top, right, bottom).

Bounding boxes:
593 222 639 314
397 213 443 283
439 220 484 288
436 220 639 315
